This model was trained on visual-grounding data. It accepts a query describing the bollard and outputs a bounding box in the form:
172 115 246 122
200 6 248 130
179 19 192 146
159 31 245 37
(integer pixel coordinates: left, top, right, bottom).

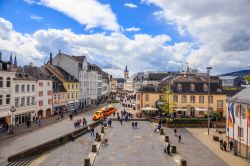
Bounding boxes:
96 135 101 142
171 146 177 153
165 136 169 142
84 158 91 166
160 128 164 135
101 126 104 133
92 144 97 152
180 159 187 166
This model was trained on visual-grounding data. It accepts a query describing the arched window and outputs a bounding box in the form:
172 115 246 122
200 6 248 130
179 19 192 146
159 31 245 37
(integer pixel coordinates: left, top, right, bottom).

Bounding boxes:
203 84 208 92
177 83 182 91
190 84 195 92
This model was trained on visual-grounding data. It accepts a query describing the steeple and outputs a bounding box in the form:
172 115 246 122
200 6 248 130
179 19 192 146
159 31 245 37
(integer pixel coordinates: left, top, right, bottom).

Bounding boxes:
124 65 129 80
9 53 13 64
124 65 128 72
14 55 17 67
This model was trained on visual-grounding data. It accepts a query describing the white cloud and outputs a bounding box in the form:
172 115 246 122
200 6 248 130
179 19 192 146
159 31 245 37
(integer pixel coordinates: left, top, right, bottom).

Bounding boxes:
125 27 141 32
0 17 192 77
30 15 43 21
124 3 137 8
24 0 119 31
143 0 250 74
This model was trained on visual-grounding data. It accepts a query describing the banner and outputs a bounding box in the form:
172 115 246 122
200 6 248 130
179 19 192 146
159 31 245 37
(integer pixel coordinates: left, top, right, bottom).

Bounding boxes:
248 106 250 128
228 102 235 128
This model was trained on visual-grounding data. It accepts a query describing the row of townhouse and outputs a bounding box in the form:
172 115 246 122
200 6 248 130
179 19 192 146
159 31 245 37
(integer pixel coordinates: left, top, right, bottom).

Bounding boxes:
0 51 111 126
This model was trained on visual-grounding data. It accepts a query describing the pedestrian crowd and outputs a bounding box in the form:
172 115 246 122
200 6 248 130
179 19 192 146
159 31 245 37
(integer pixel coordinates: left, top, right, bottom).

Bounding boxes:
73 117 87 128
219 138 233 152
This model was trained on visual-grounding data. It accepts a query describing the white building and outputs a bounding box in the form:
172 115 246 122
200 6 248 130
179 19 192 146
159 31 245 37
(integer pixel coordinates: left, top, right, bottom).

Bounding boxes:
13 69 36 124
227 87 250 159
0 54 16 125
24 65 53 118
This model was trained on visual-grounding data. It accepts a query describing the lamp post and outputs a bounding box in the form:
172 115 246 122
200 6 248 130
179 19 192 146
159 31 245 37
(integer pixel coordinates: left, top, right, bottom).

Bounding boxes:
207 67 212 135
10 106 16 134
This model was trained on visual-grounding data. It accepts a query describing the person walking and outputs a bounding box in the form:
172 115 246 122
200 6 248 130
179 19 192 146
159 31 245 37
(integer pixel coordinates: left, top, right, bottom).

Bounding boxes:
223 141 227 151
91 128 95 136
120 118 123 125
167 143 171 155
132 122 134 128
135 121 137 128
229 140 233 151
178 135 181 143
174 128 177 136
219 139 223 150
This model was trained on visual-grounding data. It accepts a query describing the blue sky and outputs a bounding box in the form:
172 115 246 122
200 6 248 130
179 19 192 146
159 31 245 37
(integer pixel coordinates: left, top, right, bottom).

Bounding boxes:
0 0 249 77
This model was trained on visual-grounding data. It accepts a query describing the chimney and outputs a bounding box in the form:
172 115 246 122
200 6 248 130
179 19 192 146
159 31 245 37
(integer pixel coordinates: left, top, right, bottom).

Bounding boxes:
50 53 52 65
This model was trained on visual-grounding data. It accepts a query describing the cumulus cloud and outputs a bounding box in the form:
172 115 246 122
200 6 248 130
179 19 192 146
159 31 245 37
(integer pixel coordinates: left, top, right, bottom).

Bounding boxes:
124 3 137 8
0 17 193 77
30 15 43 21
125 27 141 32
24 0 119 31
142 0 250 74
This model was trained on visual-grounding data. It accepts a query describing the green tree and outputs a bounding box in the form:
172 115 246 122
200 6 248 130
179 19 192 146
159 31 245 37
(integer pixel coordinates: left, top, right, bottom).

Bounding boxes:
159 84 176 115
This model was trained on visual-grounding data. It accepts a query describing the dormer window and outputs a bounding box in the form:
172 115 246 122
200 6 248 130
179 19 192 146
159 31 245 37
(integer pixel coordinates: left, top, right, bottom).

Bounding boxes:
177 83 182 91
190 84 195 92
203 84 208 92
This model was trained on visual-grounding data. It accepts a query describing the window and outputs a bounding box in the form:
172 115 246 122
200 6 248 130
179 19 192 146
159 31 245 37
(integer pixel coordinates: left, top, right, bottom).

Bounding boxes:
32 85 35 92
6 77 11 87
47 90 52 96
173 95 178 103
21 85 25 93
48 99 52 105
208 96 213 104
32 97 35 105
68 84 70 89
39 91 43 97
76 93 78 98
71 93 74 98
6 95 10 104
145 94 149 101
0 77 3 87
181 95 187 103
0 95 3 105
47 82 50 86
21 97 25 106
177 83 182 91
190 96 195 103
238 126 243 138
199 96 204 103
39 100 43 106
54 95 57 100
68 93 70 99
217 100 223 109
203 84 208 92
15 85 19 93
58 94 61 100
190 84 195 92
72 84 74 89
76 84 78 89
39 82 43 87
27 97 30 105
15 98 19 107
137 94 140 100
27 85 30 92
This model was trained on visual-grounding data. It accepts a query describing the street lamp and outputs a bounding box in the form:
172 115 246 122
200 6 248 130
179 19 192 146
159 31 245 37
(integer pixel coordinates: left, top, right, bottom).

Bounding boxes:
10 106 16 134
207 67 212 135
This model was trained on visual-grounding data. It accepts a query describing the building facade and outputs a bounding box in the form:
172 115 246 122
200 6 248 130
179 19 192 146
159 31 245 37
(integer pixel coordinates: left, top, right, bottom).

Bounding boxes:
136 74 227 117
0 54 16 125
13 69 36 124
227 87 250 159
24 65 53 118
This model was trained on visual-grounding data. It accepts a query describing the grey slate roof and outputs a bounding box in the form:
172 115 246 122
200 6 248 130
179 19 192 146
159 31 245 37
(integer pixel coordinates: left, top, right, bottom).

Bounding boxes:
228 87 250 104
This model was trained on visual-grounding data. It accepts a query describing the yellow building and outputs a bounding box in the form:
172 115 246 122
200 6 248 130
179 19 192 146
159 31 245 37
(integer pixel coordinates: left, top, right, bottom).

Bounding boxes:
136 74 227 117
43 64 80 112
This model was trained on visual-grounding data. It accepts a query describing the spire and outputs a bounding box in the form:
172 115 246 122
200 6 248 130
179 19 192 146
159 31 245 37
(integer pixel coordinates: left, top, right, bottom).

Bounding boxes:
9 52 13 64
14 55 17 67
124 65 128 72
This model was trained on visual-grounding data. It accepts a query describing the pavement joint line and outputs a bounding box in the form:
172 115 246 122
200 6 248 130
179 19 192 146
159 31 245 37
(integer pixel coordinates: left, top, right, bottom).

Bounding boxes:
152 122 181 166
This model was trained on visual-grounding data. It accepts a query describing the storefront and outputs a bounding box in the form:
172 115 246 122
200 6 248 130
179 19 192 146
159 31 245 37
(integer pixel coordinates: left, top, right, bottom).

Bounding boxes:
15 112 32 125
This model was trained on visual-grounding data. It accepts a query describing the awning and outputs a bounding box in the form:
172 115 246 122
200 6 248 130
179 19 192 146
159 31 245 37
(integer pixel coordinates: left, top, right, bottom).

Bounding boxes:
174 108 188 112
141 107 158 111
195 107 208 112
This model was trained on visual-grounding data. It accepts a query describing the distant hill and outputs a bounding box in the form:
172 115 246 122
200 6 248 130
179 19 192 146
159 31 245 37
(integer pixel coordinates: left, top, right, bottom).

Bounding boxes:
220 70 250 77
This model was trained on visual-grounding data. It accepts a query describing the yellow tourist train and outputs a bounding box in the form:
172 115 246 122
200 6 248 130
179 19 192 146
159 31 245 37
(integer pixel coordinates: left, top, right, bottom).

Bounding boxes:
92 105 117 121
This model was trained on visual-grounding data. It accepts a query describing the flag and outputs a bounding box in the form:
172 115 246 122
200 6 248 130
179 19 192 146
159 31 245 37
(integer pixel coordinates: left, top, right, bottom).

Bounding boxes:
228 102 235 128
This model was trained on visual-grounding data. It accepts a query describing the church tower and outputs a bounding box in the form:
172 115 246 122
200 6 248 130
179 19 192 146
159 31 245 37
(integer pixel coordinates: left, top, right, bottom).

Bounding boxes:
124 65 129 80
